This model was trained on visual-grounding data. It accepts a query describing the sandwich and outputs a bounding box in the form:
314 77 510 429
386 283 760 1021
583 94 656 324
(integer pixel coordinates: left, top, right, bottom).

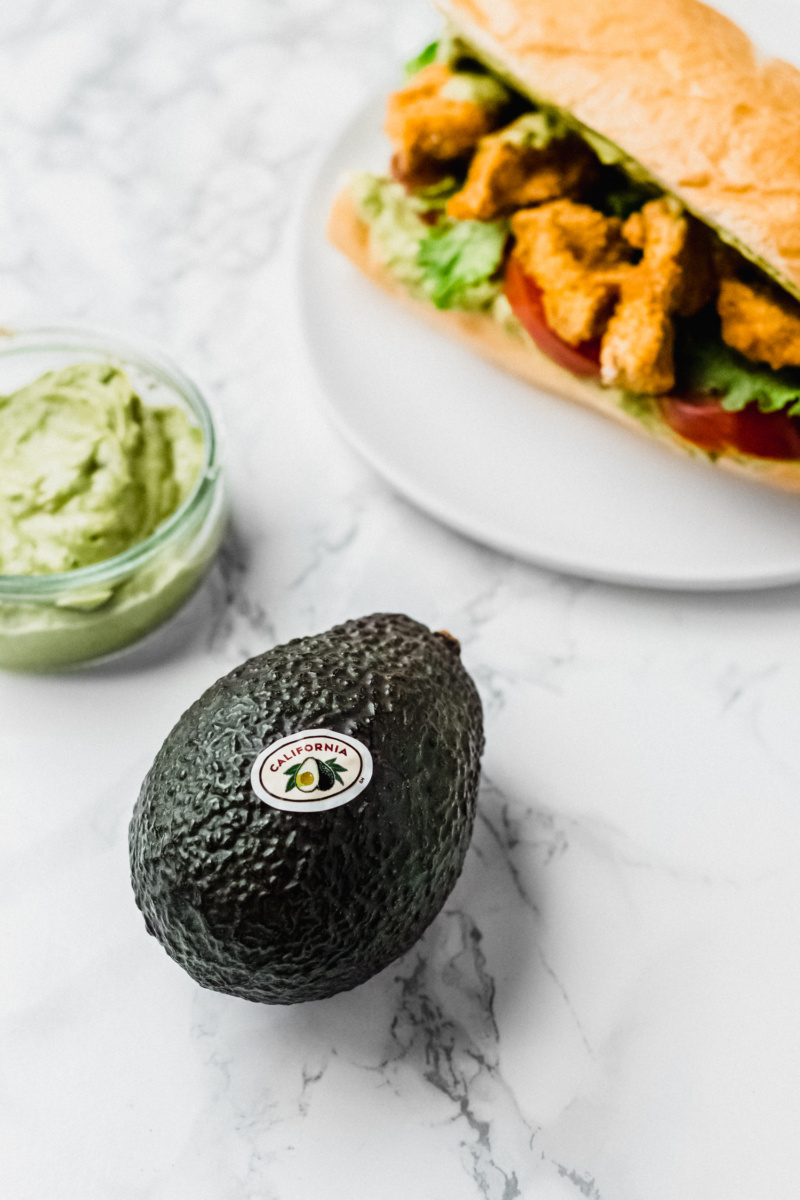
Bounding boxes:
327 0 800 493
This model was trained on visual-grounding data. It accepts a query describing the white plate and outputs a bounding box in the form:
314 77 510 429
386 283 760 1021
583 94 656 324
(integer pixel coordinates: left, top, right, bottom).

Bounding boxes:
299 94 800 590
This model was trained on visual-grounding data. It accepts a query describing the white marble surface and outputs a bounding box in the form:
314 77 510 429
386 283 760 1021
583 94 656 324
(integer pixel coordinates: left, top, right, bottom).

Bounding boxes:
3 1 800 1197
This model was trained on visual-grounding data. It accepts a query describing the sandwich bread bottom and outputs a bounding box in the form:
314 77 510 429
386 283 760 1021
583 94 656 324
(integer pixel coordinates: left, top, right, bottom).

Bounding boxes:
328 187 800 497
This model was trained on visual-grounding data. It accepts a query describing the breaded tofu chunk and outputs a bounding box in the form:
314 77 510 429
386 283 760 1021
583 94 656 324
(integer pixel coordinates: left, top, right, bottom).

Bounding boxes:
622 198 714 318
446 113 597 221
599 297 678 396
718 276 800 370
510 199 632 344
385 64 507 182
600 198 715 394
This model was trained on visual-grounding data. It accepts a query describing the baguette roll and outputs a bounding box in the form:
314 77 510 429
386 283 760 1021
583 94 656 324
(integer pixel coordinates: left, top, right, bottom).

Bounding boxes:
328 0 800 493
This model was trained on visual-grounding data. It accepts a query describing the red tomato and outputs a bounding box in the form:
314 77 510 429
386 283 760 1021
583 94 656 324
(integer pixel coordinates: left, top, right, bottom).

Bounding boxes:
504 255 602 378
661 394 800 461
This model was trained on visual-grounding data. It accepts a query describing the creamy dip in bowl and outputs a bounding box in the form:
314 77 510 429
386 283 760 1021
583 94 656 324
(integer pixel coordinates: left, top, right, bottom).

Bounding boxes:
0 325 226 671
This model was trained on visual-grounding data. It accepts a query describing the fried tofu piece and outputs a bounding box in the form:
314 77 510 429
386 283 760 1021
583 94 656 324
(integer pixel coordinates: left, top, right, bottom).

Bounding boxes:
446 115 597 221
385 63 506 182
718 276 800 370
600 296 678 395
511 199 632 344
600 198 715 393
512 196 714 394
622 198 714 317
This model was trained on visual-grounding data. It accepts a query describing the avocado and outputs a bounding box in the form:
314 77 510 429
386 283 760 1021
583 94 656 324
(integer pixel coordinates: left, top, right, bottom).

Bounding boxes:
128 613 484 1004
294 757 319 792
316 759 336 792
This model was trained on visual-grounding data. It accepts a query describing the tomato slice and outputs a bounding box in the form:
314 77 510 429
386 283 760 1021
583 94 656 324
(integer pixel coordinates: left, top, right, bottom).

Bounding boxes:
504 255 602 378
661 394 800 461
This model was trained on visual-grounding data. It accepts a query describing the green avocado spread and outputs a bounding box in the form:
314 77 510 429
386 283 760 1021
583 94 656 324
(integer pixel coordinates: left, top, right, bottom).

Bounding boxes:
0 362 203 576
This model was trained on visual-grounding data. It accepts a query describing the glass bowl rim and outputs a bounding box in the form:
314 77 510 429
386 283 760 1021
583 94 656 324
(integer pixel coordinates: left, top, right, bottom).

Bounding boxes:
0 321 222 600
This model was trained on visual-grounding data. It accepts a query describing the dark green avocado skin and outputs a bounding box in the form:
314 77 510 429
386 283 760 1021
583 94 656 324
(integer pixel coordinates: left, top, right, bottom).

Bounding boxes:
129 614 484 1004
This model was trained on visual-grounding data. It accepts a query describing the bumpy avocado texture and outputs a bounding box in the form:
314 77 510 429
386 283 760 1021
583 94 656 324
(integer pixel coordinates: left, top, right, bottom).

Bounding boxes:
129 613 484 1004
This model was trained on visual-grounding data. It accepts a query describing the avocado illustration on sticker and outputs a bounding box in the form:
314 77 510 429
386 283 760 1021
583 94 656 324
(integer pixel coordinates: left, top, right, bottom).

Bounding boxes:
285 756 347 794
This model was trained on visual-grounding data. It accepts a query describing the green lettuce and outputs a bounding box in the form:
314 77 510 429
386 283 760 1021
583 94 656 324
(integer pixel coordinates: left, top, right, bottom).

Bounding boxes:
417 219 508 309
404 41 438 79
350 173 507 312
678 316 800 415
404 34 501 80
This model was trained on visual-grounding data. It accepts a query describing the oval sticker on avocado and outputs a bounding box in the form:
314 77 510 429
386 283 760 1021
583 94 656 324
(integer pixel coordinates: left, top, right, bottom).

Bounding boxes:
250 729 374 812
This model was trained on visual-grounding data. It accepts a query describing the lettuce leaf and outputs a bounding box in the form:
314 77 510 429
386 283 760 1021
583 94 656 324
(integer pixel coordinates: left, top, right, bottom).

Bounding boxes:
417 219 508 309
405 35 499 80
404 41 438 79
351 173 506 312
678 316 800 415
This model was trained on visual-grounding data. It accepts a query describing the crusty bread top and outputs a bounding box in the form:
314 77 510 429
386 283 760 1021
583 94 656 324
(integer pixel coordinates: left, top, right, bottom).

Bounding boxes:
435 0 800 297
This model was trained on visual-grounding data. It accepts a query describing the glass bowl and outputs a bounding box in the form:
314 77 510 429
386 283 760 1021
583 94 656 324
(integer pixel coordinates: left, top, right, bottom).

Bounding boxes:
0 324 227 672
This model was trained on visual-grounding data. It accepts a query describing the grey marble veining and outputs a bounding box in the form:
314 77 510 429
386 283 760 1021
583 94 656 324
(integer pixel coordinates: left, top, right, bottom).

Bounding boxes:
3 1 800 1198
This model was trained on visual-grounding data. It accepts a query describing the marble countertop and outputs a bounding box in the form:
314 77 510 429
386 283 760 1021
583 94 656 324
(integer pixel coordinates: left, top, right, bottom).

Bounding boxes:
3 1 800 1197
